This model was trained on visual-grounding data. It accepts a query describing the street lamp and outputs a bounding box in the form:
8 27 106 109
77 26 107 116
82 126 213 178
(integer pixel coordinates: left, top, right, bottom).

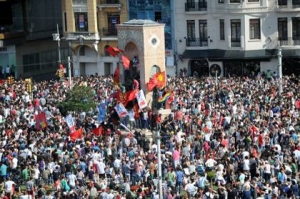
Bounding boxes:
52 24 61 64
52 24 72 88
277 48 283 96
155 130 163 199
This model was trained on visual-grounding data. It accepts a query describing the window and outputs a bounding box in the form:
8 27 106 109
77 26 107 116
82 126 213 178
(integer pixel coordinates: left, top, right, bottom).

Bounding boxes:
249 19 261 39
278 18 287 40
293 0 300 7
199 20 208 42
292 17 300 39
230 0 241 3
248 0 259 2
106 13 120 36
187 20 195 41
63 12 67 32
278 0 287 5
231 19 241 42
74 12 88 32
220 19 225 40
199 0 207 9
218 0 225 3
23 53 40 73
73 0 87 5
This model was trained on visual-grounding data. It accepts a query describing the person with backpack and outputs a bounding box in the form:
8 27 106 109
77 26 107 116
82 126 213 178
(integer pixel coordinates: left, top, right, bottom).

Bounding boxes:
175 166 184 195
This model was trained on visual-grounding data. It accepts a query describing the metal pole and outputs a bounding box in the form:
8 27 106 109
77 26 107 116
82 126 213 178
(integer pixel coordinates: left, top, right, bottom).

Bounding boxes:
57 24 61 64
277 48 282 95
157 130 163 199
215 71 217 86
68 56 72 89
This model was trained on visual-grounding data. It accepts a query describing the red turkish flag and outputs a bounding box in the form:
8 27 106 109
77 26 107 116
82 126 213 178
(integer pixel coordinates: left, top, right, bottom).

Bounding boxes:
147 75 158 92
116 89 138 106
70 128 83 141
121 55 130 69
92 126 104 136
156 71 166 89
106 46 123 57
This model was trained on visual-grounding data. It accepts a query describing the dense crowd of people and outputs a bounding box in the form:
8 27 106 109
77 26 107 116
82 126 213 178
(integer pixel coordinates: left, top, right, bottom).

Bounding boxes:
0 71 299 199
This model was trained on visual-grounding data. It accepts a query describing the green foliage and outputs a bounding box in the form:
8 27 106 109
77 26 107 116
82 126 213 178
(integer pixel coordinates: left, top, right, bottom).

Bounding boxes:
207 171 216 182
58 85 96 116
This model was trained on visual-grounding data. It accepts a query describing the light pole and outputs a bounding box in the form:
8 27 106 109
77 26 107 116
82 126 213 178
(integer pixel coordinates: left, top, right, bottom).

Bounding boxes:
155 130 163 199
68 56 72 88
52 24 61 64
277 48 282 96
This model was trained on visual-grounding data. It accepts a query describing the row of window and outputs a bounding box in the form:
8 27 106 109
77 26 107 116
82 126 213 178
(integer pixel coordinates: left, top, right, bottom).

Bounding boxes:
185 0 300 9
65 12 120 34
23 48 70 73
186 17 300 43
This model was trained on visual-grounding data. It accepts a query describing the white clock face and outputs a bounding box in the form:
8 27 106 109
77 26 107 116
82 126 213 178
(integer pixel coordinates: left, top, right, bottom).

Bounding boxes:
151 38 157 45
149 35 159 47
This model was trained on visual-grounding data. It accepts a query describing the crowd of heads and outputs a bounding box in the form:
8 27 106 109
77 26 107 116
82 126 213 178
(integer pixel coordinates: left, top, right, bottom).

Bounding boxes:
0 72 299 199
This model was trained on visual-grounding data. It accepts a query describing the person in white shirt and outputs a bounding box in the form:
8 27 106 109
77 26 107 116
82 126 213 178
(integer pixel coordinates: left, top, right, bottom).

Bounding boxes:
205 158 217 169
4 177 15 196
243 156 250 172
67 172 77 188
19 192 33 199
97 159 106 178
185 179 198 197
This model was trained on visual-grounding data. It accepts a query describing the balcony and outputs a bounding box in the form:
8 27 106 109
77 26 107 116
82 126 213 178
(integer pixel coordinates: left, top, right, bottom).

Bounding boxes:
98 0 121 11
186 38 208 47
63 32 100 41
185 1 207 12
277 0 300 9
278 37 300 46
101 28 117 37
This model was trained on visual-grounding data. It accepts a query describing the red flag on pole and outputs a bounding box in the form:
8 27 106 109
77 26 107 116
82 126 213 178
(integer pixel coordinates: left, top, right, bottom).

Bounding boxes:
113 66 120 86
147 75 158 92
116 89 138 106
35 112 48 130
92 126 104 136
121 55 130 69
156 71 166 89
106 46 122 57
70 128 83 141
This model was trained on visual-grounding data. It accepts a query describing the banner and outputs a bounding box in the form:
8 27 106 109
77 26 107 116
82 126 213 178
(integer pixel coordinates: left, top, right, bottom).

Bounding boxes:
65 114 76 132
136 90 147 109
35 112 48 130
114 103 128 118
97 102 107 122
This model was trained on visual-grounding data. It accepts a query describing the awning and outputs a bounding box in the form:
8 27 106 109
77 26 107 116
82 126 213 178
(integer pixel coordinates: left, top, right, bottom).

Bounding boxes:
182 49 273 60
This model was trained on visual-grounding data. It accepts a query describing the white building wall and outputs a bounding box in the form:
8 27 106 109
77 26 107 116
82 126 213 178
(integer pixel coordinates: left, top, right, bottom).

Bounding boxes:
174 0 300 74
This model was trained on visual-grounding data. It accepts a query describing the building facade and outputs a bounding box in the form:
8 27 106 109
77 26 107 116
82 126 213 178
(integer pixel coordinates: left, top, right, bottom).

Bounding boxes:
174 0 300 77
62 0 129 76
0 0 66 80
128 0 176 76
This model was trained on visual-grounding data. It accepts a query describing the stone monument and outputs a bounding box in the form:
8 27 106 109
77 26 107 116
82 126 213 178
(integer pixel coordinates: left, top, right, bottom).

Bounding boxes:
117 20 166 106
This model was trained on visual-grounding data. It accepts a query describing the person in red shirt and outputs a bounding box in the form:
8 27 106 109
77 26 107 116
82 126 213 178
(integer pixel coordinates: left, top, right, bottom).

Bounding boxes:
155 114 162 130
258 132 264 152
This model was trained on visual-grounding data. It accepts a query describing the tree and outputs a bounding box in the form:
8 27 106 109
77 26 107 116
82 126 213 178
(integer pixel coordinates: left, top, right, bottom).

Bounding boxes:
58 85 96 116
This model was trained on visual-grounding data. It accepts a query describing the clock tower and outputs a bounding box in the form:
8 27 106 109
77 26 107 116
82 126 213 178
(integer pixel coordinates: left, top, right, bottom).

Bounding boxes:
117 20 166 97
